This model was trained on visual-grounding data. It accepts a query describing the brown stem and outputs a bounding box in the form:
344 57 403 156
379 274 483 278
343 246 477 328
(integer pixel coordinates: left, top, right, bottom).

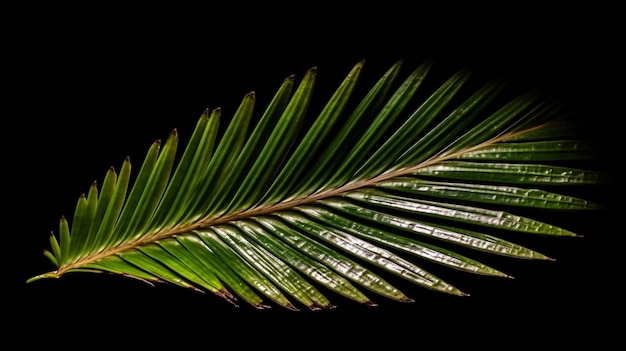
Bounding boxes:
53 127 541 276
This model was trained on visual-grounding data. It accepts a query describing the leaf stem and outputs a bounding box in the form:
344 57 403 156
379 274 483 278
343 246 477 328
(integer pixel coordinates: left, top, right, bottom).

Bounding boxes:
53 126 543 277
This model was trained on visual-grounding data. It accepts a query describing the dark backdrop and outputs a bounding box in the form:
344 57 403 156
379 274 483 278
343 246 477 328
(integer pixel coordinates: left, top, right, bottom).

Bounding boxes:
7 5 619 348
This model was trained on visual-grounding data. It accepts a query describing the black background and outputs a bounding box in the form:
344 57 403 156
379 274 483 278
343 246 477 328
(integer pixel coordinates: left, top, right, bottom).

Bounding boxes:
7 5 620 348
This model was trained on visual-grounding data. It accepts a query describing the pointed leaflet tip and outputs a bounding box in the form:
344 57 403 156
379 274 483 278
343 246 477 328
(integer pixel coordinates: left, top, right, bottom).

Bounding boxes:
245 91 255 98
189 285 204 294
216 289 240 308
251 303 272 310
285 303 300 312
121 274 156 287
495 269 514 279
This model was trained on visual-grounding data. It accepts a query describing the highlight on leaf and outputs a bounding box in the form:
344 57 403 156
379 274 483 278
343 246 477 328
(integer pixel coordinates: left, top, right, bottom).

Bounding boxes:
29 58 609 311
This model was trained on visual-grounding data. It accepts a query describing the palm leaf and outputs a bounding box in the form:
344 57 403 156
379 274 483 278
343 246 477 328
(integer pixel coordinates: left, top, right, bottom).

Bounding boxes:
28 59 610 311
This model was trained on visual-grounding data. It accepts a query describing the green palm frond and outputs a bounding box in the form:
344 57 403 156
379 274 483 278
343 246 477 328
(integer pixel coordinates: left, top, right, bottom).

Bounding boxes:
28 59 610 311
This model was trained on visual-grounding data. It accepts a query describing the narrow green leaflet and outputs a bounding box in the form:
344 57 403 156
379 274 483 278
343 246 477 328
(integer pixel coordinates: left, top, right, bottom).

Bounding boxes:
95 157 131 251
47 233 61 266
109 140 160 245
377 177 602 210
58 216 70 265
413 160 609 185
507 118 598 142
458 140 607 162
83 255 162 284
344 189 576 236
320 197 557 258
65 193 88 263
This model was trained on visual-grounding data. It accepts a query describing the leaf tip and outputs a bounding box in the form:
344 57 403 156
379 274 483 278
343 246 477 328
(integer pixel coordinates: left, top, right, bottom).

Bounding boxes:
190 285 204 294
285 303 300 312
364 300 378 307
254 303 272 310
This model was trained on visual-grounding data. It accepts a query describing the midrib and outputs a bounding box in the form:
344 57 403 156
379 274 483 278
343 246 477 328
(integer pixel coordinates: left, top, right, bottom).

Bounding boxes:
53 128 535 276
